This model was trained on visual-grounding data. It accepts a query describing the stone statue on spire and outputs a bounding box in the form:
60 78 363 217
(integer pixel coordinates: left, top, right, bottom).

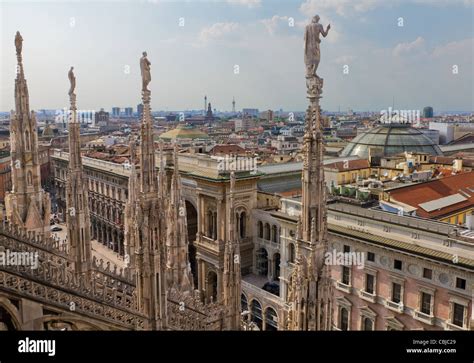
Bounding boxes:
68 66 77 111
140 51 151 93
304 15 330 97
15 31 23 58
68 66 76 96
304 15 330 79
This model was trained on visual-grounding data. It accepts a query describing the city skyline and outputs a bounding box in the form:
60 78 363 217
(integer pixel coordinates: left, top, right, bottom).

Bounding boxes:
0 0 473 113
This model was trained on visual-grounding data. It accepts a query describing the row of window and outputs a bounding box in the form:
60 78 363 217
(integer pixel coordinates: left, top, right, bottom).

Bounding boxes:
205 210 247 240
88 179 126 201
338 299 467 330
342 246 467 291
89 198 123 224
257 221 280 243
339 246 469 329
55 166 128 201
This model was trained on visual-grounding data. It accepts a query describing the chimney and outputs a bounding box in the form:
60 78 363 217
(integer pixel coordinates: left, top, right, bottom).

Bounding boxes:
453 158 463 173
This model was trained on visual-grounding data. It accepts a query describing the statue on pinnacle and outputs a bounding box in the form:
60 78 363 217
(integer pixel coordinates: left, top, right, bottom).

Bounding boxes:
304 15 330 98
15 31 23 58
140 51 151 93
68 66 77 111
68 66 76 96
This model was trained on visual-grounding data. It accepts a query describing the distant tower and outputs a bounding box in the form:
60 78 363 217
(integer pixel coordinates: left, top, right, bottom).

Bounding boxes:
5 31 51 236
423 106 434 118
206 102 214 122
232 97 236 113
204 95 207 115
65 67 92 274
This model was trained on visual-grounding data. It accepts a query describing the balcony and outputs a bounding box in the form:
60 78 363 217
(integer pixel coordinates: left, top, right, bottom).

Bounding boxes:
241 274 286 308
196 235 222 253
445 321 467 331
414 310 435 325
385 300 404 313
256 237 280 250
336 281 352 294
359 290 376 303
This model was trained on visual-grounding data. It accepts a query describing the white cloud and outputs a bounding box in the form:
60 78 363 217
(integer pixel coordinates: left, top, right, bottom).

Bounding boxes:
432 38 474 58
300 0 472 18
226 0 261 8
261 15 291 35
300 0 385 17
392 36 425 56
196 22 239 46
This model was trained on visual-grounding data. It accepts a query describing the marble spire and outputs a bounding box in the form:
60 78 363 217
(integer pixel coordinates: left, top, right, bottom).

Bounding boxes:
5 31 51 236
287 17 332 331
65 67 92 274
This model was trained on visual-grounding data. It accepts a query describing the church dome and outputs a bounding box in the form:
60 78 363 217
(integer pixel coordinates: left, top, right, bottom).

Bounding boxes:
340 123 443 159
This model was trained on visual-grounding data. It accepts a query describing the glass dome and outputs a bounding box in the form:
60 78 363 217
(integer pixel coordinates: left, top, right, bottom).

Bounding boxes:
340 123 443 158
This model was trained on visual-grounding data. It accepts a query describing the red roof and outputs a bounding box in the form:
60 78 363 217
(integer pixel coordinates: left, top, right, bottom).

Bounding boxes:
209 144 246 155
389 171 474 218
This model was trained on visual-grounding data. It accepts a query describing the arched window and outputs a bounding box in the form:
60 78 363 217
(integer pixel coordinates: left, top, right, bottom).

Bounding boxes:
288 243 295 263
207 271 218 302
250 300 263 330
256 248 268 276
340 308 349 331
239 212 246 239
264 223 271 240
363 317 373 331
271 225 278 243
258 221 263 238
265 307 278 331
273 253 281 281
241 294 248 313
0 305 19 331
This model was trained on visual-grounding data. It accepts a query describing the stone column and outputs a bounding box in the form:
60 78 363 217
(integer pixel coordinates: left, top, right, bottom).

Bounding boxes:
268 256 273 280
217 270 222 302
111 229 116 252
216 198 223 241
117 232 122 255
198 193 205 236
197 258 203 290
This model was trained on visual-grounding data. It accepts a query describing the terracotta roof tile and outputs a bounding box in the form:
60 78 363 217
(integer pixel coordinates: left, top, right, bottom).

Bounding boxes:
389 171 474 218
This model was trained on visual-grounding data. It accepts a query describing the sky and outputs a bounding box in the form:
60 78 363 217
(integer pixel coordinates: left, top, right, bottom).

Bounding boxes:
0 0 473 113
